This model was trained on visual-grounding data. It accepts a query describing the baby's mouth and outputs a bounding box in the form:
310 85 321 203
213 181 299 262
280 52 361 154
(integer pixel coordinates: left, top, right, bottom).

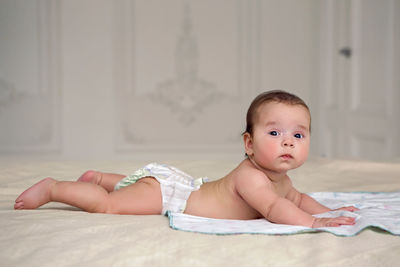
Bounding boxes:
280 154 293 160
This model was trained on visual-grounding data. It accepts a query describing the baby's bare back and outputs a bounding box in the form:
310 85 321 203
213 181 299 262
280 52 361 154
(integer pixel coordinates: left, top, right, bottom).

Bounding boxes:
184 162 262 220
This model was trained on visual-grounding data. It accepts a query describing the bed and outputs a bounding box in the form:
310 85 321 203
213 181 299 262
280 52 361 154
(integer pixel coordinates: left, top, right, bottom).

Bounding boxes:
1 158 399 266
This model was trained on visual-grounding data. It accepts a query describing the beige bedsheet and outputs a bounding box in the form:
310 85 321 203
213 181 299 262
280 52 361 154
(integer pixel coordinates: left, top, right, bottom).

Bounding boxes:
1 158 399 266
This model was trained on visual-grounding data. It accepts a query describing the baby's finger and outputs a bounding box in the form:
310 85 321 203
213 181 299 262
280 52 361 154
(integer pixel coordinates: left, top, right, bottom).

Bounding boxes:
343 206 359 212
335 206 359 212
333 216 356 225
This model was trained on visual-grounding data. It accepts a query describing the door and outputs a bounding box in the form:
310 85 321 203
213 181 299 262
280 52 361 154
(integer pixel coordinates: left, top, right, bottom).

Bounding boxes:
318 0 400 161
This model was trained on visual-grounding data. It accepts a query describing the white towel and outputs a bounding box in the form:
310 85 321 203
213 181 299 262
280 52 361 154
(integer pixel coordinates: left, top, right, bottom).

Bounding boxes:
168 192 400 236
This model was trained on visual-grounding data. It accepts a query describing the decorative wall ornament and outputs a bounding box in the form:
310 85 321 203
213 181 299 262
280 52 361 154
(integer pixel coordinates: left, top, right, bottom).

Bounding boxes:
0 78 20 112
150 3 222 126
113 0 261 154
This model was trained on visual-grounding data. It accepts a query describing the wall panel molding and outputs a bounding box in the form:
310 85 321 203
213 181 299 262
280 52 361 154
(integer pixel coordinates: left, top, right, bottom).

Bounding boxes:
0 0 61 153
113 0 260 154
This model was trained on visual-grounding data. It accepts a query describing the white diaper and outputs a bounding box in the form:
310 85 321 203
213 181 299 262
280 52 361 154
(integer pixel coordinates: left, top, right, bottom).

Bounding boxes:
114 163 207 215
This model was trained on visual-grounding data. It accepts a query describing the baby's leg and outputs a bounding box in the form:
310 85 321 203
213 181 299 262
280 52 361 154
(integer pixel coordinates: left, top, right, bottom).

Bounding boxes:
15 177 162 215
14 178 111 211
106 178 162 214
77 170 125 192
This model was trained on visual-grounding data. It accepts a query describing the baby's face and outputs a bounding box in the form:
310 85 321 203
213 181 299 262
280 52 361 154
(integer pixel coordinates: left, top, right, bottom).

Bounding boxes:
248 102 311 173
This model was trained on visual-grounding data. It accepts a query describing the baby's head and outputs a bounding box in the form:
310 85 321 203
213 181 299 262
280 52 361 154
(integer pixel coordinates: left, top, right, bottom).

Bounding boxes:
243 90 311 137
242 90 311 171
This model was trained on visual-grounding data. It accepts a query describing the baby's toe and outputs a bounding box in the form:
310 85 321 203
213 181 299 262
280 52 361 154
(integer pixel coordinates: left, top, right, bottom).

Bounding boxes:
14 201 24 209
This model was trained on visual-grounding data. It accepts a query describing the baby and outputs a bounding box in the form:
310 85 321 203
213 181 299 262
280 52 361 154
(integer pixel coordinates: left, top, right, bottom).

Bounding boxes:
14 90 357 228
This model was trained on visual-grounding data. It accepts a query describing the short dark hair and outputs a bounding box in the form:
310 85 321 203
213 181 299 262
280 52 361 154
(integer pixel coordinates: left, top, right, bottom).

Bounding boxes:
243 90 311 136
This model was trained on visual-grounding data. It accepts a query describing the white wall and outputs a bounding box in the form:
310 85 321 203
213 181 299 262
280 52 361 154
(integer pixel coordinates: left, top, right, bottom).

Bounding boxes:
0 0 398 161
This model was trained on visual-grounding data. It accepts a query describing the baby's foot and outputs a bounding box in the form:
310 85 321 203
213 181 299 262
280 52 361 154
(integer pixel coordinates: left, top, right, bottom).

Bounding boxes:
77 170 102 185
14 177 56 210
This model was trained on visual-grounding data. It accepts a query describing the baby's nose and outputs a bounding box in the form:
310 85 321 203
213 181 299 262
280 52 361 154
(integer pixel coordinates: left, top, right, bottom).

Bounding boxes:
282 138 294 147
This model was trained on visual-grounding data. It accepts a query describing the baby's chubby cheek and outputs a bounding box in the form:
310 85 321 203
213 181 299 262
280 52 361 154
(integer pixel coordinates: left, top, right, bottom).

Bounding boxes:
254 149 277 165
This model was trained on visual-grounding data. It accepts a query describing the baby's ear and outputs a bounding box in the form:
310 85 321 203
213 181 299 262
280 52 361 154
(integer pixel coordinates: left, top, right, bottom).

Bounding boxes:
243 132 254 156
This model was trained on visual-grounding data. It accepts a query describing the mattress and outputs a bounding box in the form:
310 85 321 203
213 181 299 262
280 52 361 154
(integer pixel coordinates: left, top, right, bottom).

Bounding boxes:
1 158 400 266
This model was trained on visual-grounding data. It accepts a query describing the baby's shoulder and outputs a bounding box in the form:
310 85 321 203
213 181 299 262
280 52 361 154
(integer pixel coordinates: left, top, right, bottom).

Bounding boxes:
232 163 271 188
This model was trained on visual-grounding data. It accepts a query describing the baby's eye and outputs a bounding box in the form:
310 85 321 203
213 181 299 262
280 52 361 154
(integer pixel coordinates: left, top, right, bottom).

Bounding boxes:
269 131 279 136
294 133 304 139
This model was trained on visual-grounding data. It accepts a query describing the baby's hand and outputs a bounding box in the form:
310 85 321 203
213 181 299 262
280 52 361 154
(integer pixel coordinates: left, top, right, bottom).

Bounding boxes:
312 216 356 228
332 206 359 212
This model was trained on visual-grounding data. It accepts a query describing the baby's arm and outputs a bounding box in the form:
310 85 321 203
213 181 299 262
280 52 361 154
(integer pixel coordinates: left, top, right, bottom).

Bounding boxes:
287 187 359 214
287 188 330 214
236 172 314 227
236 172 355 228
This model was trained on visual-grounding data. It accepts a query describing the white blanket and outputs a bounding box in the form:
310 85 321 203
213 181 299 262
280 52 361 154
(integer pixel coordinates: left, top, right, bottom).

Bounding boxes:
2 159 400 266
169 191 400 236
